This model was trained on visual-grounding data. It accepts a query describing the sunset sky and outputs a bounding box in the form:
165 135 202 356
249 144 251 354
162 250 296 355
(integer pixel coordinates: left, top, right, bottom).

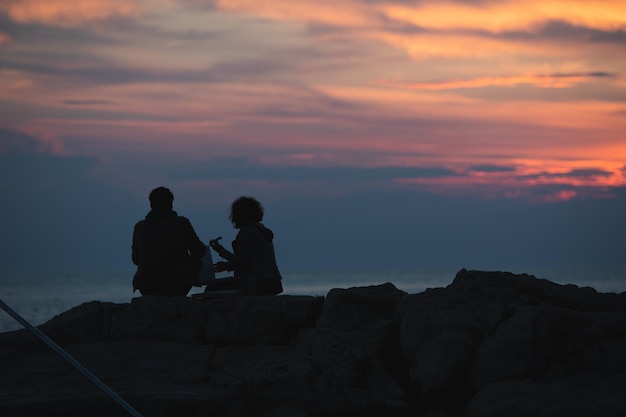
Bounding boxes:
1 0 625 275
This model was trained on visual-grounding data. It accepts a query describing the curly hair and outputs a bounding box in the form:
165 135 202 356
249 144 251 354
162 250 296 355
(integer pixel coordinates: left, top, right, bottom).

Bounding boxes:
229 196 264 228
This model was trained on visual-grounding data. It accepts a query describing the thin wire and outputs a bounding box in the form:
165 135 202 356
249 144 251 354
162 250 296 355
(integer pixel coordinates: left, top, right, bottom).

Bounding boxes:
0 298 144 417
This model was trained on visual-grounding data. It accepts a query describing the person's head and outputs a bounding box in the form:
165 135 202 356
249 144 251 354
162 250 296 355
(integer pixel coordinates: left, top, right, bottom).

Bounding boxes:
149 186 174 209
229 196 264 228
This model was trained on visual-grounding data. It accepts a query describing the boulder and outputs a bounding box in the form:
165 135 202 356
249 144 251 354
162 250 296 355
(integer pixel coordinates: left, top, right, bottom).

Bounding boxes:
396 299 482 407
317 282 406 331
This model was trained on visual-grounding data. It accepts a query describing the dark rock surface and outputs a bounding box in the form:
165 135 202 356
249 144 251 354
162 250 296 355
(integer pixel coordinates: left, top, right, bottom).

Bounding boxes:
1 269 625 417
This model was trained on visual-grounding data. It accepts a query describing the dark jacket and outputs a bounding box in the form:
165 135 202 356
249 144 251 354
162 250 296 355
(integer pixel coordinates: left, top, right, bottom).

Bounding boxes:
132 208 206 293
219 222 282 282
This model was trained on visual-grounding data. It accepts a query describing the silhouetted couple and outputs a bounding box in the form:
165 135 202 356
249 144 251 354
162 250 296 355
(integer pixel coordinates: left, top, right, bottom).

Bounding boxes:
132 187 283 297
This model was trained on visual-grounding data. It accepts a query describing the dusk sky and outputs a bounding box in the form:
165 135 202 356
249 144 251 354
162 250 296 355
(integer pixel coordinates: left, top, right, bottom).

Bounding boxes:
1 0 625 277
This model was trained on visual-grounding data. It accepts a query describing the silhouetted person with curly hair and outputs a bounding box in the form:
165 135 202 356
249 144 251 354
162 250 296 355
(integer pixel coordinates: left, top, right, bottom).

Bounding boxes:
207 196 283 295
132 186 206 296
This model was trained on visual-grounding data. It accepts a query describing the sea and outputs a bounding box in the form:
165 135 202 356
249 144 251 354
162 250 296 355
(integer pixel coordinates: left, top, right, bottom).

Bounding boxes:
1 265 625 334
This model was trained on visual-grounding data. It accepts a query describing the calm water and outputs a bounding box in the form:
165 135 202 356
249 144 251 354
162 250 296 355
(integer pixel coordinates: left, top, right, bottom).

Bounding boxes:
1 266 625 333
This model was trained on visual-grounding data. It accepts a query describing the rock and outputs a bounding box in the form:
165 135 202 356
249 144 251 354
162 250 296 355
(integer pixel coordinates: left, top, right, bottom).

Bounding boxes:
203 295 323 346
1 269 626 417
111 296 208 343
317 282 406 331
465 375 626 417
396 299 481 406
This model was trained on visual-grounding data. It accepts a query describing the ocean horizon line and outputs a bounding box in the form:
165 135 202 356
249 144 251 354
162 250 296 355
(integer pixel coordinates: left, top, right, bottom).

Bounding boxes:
2 265 625 334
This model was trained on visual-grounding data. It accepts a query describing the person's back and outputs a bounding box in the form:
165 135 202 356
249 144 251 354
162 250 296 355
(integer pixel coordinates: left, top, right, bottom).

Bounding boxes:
132 187 206 296
232 222 282 282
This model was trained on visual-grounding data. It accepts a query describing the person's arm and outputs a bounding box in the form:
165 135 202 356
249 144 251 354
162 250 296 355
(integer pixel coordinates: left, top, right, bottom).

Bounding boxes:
209 237 234 261
210 228 254 273
210 237 234 272
229 227 254 271
182 218 206 258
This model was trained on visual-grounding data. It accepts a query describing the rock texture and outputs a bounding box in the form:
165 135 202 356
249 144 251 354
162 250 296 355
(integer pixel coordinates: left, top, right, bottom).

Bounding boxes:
1 269 626 417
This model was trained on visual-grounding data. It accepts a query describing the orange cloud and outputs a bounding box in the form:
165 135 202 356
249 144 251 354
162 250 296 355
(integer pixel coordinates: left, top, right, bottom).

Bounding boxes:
368 32 522 60
210 1 626 62
384 1 626 33
319 82 625 134
214 0 626 33
398 158 626 189
376 72 614 90
1 0 139 27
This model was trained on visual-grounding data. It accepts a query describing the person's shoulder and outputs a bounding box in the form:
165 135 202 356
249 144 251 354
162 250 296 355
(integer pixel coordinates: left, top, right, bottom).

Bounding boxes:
240 223 273 238
238 223 258 231
173 214 196 228
134 218 147 228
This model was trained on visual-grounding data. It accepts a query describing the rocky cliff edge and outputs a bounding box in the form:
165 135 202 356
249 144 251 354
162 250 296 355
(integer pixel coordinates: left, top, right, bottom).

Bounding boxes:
1 269 626 417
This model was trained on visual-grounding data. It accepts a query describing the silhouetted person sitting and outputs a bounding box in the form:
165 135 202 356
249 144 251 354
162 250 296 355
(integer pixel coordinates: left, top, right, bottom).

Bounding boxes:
132 186 206 296
206 196 283 295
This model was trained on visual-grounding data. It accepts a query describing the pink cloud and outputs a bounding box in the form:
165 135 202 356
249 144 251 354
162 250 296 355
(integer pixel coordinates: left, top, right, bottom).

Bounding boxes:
392 162 625 202
542 190 578 203
1 125 68 156
1 0 624 206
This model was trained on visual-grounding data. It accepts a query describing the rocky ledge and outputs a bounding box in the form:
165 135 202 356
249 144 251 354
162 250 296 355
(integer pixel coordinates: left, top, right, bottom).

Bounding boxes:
1 269 626 417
